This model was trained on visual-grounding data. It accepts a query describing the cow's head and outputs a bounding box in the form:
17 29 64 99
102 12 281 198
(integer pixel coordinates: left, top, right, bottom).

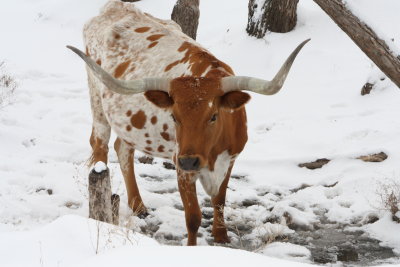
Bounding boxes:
144 77 250 171
67 39 309 172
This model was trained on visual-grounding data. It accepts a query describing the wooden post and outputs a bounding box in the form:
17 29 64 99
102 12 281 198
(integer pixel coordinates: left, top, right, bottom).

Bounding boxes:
88 168 113 223
313 0 400 88
111 194 120 225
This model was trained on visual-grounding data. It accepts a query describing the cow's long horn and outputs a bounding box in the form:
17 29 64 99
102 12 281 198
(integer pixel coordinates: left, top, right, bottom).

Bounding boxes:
66 45 170 94
221 39 310 95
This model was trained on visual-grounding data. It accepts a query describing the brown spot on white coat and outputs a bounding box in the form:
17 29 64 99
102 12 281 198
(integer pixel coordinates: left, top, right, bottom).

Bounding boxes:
161 132 170 141
130 110 146 129
135 27 151 33
114 60 131 78
146 34 165 42
148 42 158 49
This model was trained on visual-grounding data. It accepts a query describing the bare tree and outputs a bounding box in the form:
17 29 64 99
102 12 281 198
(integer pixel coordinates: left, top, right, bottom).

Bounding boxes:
313 0 400 88
171 0 200 40
247 0 299 38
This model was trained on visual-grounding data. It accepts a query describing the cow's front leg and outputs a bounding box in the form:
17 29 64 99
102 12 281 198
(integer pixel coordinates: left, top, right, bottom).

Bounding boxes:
211 163 234 244
177 170 201 246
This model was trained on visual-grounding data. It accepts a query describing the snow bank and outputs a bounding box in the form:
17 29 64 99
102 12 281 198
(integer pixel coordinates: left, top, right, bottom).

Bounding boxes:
0 215 158 267
0 215 315 267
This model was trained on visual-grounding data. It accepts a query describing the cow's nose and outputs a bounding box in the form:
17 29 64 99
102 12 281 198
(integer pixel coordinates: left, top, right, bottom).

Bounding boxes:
178 156 200 171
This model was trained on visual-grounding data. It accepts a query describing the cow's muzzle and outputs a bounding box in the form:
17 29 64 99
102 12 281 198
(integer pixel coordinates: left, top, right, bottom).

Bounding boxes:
178 156 200 171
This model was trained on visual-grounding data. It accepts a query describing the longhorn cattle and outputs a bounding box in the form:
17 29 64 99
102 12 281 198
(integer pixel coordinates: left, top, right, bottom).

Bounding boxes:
68 0 309 245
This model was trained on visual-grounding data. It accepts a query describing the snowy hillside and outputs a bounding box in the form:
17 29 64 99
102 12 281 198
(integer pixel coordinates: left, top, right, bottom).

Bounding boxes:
0 0 400 266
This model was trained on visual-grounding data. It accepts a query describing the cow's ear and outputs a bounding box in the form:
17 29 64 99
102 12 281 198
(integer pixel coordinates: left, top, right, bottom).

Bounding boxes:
144 90 174 108
220 91 251 109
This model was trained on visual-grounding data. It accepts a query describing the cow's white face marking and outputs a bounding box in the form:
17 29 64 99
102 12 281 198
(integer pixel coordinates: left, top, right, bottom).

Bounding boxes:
198 150 232 196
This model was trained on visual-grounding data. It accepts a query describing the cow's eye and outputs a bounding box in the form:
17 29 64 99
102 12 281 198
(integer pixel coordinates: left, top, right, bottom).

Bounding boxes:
171 114 177 123
210 113 218 123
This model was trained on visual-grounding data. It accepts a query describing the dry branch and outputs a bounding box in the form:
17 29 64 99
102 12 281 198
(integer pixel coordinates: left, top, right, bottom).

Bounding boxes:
313 0 400 88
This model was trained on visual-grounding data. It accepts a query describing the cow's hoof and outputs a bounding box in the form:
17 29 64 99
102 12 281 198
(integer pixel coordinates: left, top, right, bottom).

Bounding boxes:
214 234 230 244
137 211 149 219
213 228 230 244
130 203 149 218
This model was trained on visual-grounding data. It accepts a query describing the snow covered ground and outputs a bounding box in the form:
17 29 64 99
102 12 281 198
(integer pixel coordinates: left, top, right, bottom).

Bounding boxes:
0 215 314 267
1 0 400 266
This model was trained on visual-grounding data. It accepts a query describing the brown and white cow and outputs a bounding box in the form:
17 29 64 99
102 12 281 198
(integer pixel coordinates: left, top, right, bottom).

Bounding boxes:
68 0 309 245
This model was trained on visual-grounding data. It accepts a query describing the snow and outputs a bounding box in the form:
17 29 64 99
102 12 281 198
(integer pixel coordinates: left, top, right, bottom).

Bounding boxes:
94 161 107 173
74 236 313 267
260 242 312 263
0 215 159 267
1 0 400 266
0 215 314 267
363 213 400 255
250 0 267 24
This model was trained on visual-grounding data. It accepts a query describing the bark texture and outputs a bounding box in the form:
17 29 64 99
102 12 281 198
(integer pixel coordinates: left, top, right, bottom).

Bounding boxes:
247 0 299 38
88 168 113 223
313 0 400 88
171 0 200 40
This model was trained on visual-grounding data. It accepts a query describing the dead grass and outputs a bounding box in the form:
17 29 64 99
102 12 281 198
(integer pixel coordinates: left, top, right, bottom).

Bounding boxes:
223 205 288 251
252 215 289 253
376 179 400 222
0 61 17 108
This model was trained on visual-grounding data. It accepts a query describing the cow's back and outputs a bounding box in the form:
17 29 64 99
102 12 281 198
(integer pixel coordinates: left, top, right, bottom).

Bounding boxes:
84 0 201 80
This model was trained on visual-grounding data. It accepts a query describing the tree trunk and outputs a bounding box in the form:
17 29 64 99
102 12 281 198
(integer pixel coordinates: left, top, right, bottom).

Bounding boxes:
313 0 400 89
247 0 299 38
88 168 113 224
171 0 200 40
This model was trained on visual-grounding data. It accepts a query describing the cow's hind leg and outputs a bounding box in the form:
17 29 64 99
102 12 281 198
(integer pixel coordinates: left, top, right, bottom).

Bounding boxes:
211 163 234 244
89 124 110 166
88 75 110 167
178 170 201 246
114 138 148 217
